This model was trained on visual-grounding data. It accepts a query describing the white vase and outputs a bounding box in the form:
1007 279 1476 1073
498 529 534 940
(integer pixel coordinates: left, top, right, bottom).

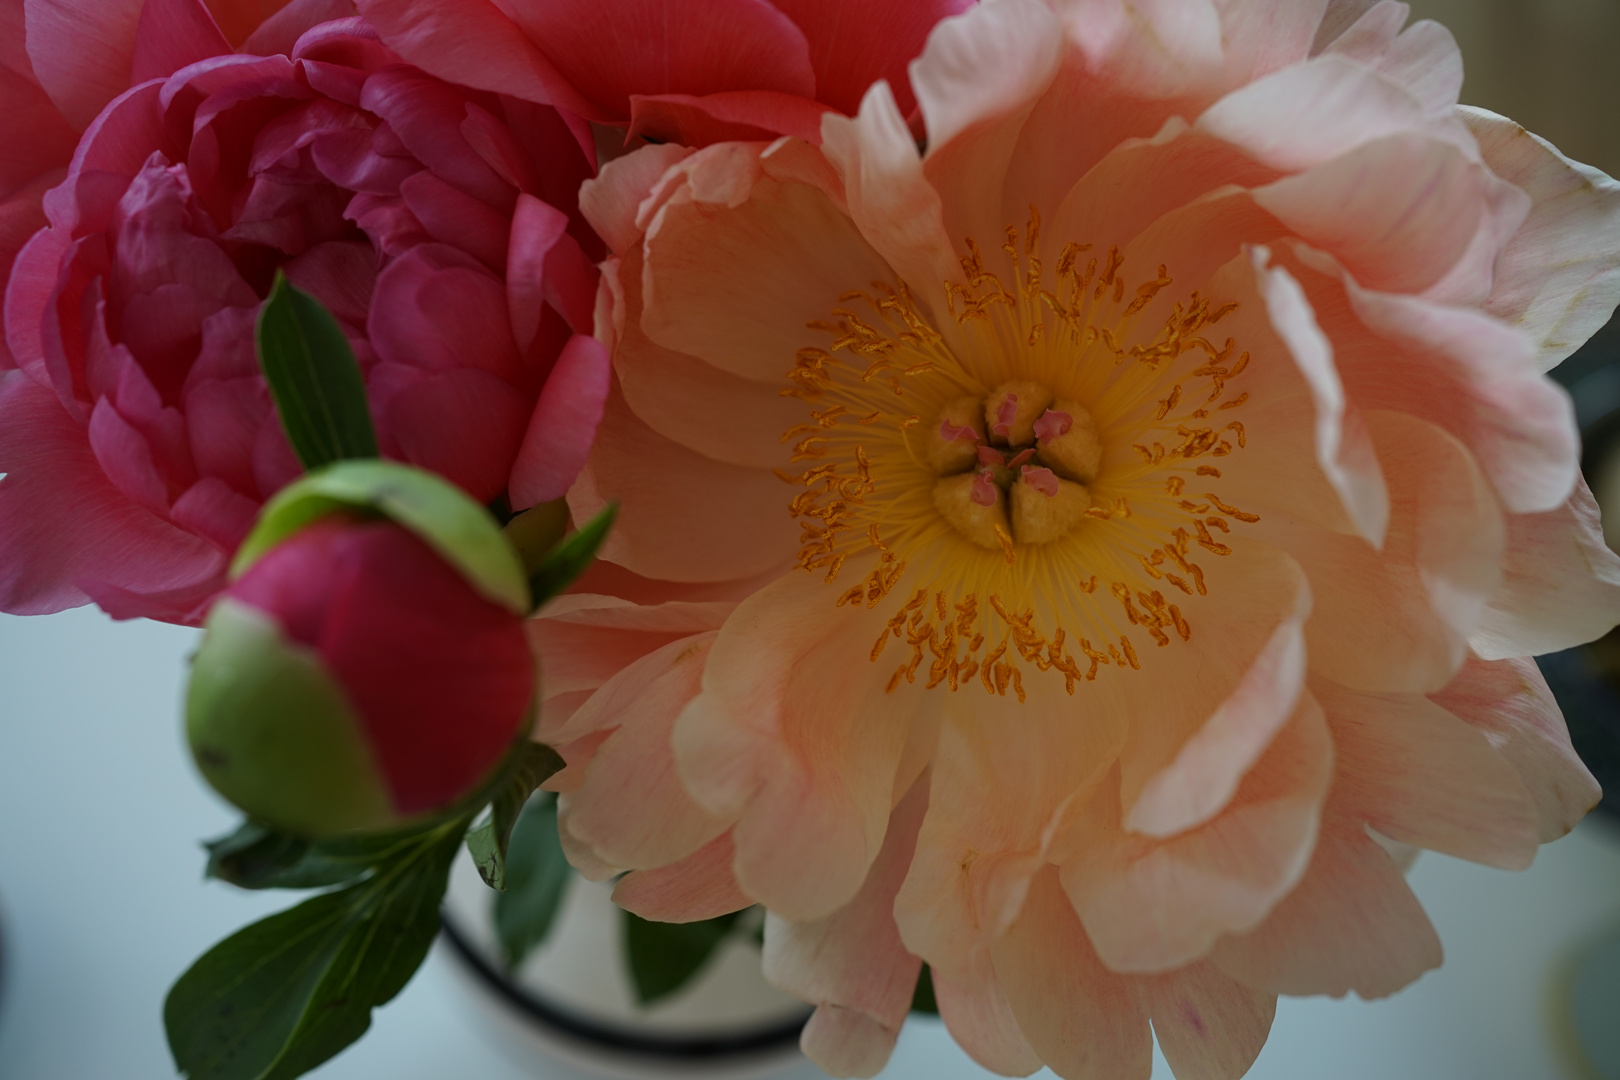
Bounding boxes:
440 853 817 1080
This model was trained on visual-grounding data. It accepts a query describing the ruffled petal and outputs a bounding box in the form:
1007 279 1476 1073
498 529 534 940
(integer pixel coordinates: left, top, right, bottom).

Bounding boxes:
673 563 932 920
1314 675 1539 869
1471 476 1620 659
579 144 695 256
610 830 754 922
1208 816 1441 999
526 593 734 705
990 866 1153 1080
1431 655 1601 843
932 947 1043 1077
763 777 928 1079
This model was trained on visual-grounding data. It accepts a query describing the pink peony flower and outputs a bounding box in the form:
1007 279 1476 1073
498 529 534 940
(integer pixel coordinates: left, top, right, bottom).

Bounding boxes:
0 12 607 623
532 1 1620 1077
355 0 972 147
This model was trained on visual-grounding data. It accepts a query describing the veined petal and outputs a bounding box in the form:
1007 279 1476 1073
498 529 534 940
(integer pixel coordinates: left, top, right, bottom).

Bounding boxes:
1144 961 1276 1080
611 830 754 922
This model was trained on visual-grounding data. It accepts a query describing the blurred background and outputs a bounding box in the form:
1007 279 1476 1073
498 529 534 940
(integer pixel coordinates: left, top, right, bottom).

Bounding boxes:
5 3 1620 1078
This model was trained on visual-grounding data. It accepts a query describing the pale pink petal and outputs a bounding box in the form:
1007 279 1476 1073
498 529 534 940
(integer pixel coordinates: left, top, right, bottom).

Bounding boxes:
932 948 1043 1077
674 563 931 920
821 81 960 324
565 386 797 582
354 0 600 119
508 333 609 508
24 0 143 129
1285 410 1504 694
911 0 1064 248
990 866 1153 1080
0 372 222 614
1464 106 1620 372
130 0 230 85
1214 0 1329 87
1209 818 1441 999
555 795 620 881
564 633 734 869
763 778 928 1079
609 250 800 469
1471 477 1620 659
895 673 1127 974
579 144 695 256
639 145 893 385
1323 3 1462 114
1432 655 1601 843
1057 0 1224 100
1314 675 1538 869
1283 243 1580 516
628 90 832 147
1144 961 1276 1080
527 593 734 702
611 830 754 922
1063 693 1333 974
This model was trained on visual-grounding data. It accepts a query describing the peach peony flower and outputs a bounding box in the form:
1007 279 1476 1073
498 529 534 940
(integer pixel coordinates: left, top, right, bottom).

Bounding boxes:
535 1 1620 1077
355 0 970 147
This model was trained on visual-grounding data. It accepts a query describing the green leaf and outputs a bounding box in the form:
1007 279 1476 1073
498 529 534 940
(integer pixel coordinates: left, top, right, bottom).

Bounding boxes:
255 272 378 471
527 503 618 609
492 794 572 970
622 908 741 1006
202 822 428 892
466 743 564 890
166 820 463 1080
910 963 939 1015
501 499 571 574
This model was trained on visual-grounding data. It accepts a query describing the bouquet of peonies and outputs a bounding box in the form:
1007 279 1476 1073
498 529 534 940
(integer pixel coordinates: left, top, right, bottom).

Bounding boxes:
5 0 1620 1076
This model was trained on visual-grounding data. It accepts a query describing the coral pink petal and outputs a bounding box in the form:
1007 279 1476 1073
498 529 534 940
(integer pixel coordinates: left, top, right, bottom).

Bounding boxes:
763 778 928 1079
566 387 796 582
611 830 754 923
628 91 832 147
494 0 815 121
1064 694 1333 974
639 145 891 385
0 373 223 614
820 82 960 327
130 0 230 85
1144 961 1277 1080
932 949 1043 1077
990 866 1152 1080
579 145 696 256
564 633 734 869
354 0 600 119
895 676 1126 972
527 594 734 703
24 0 145 129
1209 818 1441 999
1314 675 1539 869
1432 656 1601 843
508 333 610 509
770 0 970 119
911 0 1063 248
673 564 931 921
609 251 801 469
1471 476 1620 660
1464 106 1620 372
1287 410 1504 694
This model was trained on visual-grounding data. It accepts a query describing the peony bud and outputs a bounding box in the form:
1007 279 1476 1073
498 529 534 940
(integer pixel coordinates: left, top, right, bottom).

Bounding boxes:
187 464 536 836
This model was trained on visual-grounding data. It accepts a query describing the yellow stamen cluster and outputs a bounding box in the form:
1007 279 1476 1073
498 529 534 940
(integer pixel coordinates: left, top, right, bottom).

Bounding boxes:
777 210 1261 700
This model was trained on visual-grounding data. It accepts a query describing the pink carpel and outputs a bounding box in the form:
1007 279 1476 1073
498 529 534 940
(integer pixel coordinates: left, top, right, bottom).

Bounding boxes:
939 418 978 444
1007 448 1035 469
970 470 998 506
1021 465 1060 497
976 444 1007 467
1034 409 1072 442
993 393 1019 437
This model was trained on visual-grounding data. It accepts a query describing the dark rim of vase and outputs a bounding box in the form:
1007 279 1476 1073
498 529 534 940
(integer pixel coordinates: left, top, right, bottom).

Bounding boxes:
439 911 811 1061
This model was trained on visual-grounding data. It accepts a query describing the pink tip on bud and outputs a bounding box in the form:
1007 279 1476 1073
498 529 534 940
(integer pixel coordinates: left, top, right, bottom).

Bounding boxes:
1034 409 1072 442
1007 448 1035 469
939 418 978 444
993 393 1019 437
971 471 998 506
1021 465 1060 497
976 444 1007 467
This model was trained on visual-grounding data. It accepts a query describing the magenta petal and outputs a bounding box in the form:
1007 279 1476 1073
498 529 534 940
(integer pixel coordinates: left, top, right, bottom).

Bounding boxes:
170 475 259 552
241 0 359 57
400 170 510 271
506 192 567 352
382 366 530 503
23 0 145 129
88 396 169 513
770 0 973 117
0 372 221 614
509 332 610 509
130 0 231 85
